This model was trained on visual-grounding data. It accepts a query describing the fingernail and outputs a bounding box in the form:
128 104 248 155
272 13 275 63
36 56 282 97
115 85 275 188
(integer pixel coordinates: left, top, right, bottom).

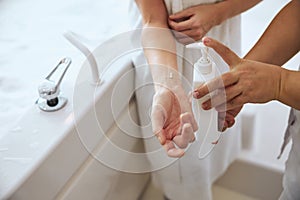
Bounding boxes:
193 91 199 98
202 37 211 45
211 139 219 145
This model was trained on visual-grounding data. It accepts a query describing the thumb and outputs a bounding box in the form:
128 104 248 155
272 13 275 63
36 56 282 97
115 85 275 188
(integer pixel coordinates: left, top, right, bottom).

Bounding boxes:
169 8 193 20
202 37 241 69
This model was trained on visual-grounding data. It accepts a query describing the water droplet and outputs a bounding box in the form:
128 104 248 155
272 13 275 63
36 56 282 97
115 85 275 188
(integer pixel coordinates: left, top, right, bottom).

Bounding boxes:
10 126 22 133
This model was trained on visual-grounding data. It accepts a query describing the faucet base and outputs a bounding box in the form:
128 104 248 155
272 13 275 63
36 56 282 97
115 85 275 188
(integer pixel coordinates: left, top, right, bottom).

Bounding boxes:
36 96 67 112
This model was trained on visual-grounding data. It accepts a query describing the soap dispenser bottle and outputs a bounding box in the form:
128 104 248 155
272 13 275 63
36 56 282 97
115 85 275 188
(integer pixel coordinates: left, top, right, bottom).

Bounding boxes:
186 42 220 159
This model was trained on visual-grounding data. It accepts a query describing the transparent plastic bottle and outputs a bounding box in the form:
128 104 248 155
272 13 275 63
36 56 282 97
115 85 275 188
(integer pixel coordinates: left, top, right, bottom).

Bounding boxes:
186 42 220 159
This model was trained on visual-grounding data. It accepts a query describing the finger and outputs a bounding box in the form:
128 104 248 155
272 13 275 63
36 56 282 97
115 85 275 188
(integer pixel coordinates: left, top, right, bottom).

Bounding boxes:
173 31 187 39
173 31 195 43
218 111 226 132
202 37 241 68
216 95 245 112
178 37 196 45
172 31 195 43
202 86 242 110
219 119 228 132
180 112 198 132
221 117 235 132
221 126 228 132
179 29 205 41
182 123 195 142
169 9 193 21
168 18 193 32
151 104 167 145
212 139 219 145
164 140 185 158
176 112 192 135
173 123 194 148
220 112 236 130
193 72 239 99
227 117 235 128
174 29 201 39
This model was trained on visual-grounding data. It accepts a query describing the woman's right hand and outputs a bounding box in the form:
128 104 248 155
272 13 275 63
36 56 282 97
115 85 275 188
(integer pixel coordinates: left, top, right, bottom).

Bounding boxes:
194 37 282 112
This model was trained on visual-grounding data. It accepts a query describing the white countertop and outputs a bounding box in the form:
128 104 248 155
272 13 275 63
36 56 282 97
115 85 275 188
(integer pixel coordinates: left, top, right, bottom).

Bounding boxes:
0 0 130 198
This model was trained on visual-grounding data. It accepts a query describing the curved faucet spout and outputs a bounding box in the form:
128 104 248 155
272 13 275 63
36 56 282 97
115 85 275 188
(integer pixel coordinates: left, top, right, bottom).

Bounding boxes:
63 31 100 84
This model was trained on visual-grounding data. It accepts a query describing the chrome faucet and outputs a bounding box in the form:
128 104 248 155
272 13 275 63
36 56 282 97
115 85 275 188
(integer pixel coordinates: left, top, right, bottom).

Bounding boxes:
36 57 72 112
36 31 100 112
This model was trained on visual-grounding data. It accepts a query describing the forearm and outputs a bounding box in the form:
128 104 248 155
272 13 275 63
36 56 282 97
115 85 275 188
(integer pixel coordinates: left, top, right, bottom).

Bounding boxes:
279 68 300 110
245 0 300 65
136 0 181 91
142 25 181 90
215 0 261 25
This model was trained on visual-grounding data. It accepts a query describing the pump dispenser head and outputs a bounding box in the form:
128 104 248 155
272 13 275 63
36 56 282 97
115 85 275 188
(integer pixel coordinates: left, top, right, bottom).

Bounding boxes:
186 42 212 74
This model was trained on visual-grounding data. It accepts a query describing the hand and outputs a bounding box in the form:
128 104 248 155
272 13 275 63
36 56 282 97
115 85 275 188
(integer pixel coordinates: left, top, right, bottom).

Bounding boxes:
152 86 198 158
168 4 222 44
194 37 282 112
218 106 243 132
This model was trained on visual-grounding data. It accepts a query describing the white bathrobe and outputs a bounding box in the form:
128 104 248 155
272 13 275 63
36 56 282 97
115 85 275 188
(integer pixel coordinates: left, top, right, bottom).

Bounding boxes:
129 0 241 199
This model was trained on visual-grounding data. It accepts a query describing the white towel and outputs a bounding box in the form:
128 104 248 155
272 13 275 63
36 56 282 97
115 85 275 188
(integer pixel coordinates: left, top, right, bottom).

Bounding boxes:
129 1 242 199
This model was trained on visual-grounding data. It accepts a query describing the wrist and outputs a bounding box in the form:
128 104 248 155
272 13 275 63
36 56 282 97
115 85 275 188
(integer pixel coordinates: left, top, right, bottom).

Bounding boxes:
274 68 287 101
154 83 185 105
276 67 288 103
214 1 233 25
154 76 182 92
151 67 182 92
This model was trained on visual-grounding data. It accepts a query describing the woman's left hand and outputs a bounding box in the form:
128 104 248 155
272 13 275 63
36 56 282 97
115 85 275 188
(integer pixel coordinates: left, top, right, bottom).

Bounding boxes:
168 4 222 44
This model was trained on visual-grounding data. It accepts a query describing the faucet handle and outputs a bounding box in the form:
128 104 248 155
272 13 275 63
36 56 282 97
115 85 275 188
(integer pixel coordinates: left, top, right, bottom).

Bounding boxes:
38 79 58 100
36 57 72 112
45 57 72 89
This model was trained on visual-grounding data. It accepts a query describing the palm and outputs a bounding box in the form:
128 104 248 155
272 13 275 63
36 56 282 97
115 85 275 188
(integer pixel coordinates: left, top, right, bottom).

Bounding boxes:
151 87 198 157
153 89 182 140
161 91 182 140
